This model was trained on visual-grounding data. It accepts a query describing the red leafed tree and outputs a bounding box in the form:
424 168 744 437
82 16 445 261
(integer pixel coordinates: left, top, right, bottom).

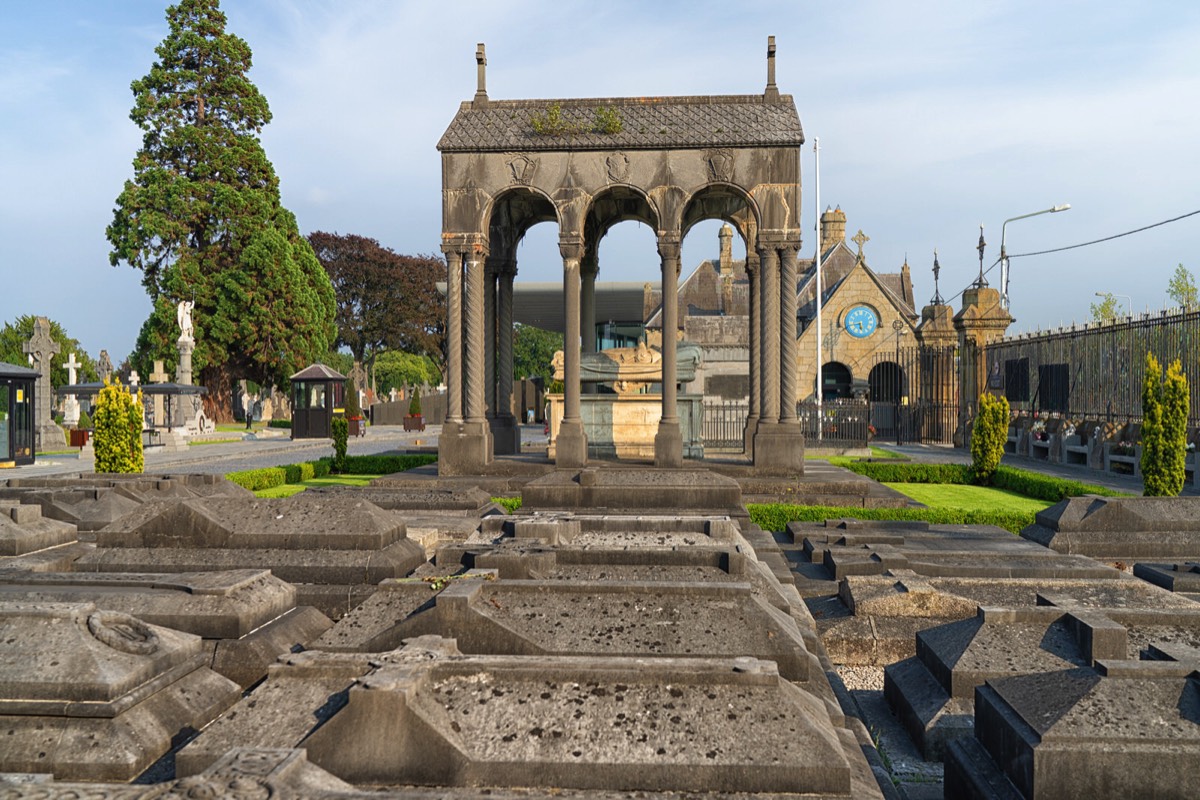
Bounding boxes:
307 232 446 373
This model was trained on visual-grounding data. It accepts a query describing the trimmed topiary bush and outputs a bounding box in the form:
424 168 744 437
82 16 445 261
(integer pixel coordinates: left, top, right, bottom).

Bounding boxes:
1143 353 1190 496
226 467 287 491
76 409 93 430
970 392 1009 485
331 417 348 472
93 381 144 474
408 391 422 417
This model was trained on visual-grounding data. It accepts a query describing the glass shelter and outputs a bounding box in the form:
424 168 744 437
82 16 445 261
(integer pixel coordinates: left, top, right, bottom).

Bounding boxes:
0 362 37 467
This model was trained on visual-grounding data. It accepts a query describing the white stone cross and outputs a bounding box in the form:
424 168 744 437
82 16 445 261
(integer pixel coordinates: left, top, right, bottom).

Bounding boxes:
65 352 80 386
150 360 170 383
129 370 140 388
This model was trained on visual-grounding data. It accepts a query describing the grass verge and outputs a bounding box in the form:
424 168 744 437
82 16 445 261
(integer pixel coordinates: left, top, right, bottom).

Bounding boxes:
255 474 376 498
883 482 1051 515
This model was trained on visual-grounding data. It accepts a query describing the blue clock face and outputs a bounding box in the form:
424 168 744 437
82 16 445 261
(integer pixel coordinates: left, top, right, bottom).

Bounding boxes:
844 305 879 338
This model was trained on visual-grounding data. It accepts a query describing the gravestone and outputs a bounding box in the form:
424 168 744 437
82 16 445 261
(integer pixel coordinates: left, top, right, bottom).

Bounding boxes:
21 316 65 451
96 348 113 383
62 352 81 427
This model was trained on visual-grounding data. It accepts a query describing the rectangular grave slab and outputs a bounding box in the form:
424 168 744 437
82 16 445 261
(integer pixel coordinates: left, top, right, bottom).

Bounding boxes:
184 637 868 796
0 569 331 689
958 662 1200 799
0 600 239 781
1023 496 1200 561
72 495 426 592
0 501 76 555
522 468 743 515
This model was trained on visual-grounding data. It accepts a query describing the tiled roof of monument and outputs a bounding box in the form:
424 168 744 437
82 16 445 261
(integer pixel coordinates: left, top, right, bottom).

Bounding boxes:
438 95 804 152
290 363 346 381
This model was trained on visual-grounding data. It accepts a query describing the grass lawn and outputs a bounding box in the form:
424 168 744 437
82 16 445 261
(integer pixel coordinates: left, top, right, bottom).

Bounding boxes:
884 482 1052 515
254 474 376 498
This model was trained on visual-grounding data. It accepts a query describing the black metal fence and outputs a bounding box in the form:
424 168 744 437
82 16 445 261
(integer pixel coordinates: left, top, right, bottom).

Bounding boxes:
869 344 959 445
700 398 871 450
983 308 1200 427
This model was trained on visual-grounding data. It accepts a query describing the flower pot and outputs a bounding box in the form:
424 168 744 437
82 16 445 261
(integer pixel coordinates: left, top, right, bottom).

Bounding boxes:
347 417 365 437
69 429 90 448
404 415 425 432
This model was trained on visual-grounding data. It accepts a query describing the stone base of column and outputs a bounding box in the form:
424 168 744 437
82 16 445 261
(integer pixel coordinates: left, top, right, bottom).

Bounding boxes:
437 421 494 476
36 423 66 453
555 419 588 469
490 414 521 456
654 419 683 469
752 422 805 476
743 415 760 457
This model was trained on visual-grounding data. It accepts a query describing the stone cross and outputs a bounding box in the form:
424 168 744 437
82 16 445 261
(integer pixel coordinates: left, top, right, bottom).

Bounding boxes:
63 352 81 427
851 229 870 261
21 316 65 450
150 360 170 428
129 370 140 389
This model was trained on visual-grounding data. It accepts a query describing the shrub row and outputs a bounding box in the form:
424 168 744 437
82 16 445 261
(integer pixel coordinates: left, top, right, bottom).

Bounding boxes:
841 461 1123 500
226 454 435 491
336 454 438 474
267 419 292 429
747 503 1035 535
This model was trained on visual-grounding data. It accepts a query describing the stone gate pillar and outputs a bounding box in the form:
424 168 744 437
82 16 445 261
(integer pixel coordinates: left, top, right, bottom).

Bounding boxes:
557 238 588 467
953 283 1013 447
655 236 683 468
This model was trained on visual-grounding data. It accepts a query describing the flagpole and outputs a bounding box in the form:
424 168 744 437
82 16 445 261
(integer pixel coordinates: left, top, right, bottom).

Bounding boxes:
813 137 824 440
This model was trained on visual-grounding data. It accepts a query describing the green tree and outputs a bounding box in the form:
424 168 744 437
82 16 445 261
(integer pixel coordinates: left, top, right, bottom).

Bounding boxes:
970 392 1009 485
512 323 564 385
1167 263 1198 310
93 381 144 474
1089 293 1120 322
373 350 441 397
0 316 98 390
107 0 335 421
1142 353 1189 496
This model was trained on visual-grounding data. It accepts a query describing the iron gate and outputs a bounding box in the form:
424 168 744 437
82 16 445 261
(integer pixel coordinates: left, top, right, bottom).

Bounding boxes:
868 345 959 445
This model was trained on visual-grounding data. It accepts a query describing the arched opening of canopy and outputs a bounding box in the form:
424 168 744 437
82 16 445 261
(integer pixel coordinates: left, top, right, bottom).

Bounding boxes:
585 185 661 354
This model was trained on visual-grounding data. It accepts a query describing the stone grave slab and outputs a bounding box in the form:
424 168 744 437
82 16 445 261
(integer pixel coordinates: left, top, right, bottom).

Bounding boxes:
0 473 252 533
522 467 743 515
72 495 426 618
1022 495 1200 561
181 636 875 796
946 659 1200 799
0 501 76 556
0 600 240 781
0 569 331 688
1134 561 1200 600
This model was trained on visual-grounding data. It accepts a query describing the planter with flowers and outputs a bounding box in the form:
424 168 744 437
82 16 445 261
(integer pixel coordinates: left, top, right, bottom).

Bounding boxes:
404 392 425 432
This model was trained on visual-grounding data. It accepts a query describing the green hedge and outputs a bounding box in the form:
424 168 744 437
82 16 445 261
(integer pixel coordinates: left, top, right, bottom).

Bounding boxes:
333 454 438 474
842 461 1124 500
227 467 287 491
747 503 1035 534
268 419 292 429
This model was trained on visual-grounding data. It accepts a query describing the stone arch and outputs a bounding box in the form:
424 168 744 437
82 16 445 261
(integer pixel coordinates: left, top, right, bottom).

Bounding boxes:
680 182 761 241
484 186 560 259
821 361 853 400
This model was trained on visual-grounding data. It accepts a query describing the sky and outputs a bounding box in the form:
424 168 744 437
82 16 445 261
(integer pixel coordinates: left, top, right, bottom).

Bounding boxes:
2 0 1198 363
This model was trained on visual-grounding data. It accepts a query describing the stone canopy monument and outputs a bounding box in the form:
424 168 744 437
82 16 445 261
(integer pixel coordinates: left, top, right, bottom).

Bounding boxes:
436 38 806 476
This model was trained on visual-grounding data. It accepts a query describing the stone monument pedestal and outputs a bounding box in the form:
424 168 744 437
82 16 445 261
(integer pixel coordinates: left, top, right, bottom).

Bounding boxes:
490 414 521 455
438 421 494 476
752 421 806 476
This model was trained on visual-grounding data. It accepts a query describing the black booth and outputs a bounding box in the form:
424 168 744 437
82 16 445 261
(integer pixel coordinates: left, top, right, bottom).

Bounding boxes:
0 362 37 467
290 363 346 439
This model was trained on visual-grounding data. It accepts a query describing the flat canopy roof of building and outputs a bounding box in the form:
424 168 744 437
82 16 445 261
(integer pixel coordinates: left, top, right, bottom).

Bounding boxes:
513 281 655 333
0 362 39 379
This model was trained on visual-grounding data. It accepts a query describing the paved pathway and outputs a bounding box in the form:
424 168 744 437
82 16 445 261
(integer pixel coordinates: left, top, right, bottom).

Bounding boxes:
12 426 1187 497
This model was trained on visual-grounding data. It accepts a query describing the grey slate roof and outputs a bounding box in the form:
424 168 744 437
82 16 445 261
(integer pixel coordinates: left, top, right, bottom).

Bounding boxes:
0 361 38 379
438 95 804 152
291 363 346 382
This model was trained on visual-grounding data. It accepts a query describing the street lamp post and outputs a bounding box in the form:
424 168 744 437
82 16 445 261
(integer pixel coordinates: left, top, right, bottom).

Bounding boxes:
1094 291 1133 318
1000 203 1071 308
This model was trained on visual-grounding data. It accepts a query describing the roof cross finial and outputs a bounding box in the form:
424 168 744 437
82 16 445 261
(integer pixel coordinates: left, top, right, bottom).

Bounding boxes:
474 43 489 108
851 229 869 261
764 36 779 102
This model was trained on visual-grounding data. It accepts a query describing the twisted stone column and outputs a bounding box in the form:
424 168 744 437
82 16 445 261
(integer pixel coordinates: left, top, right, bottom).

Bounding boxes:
443 249 464 424
464 253 485 424
780 241 800 422
760 245 781 423
498 266 515 420
557 239 587 467
655 236 683 467
483 259 498 418
746 251 761 437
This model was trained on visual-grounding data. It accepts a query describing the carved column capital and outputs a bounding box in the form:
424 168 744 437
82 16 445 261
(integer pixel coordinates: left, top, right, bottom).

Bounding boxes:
656 235 681 264
559 237 584 263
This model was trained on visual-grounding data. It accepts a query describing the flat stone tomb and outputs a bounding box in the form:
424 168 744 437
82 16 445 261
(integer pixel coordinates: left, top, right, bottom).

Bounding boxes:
180 637 866 796
0 600 239 781
946 657 1200 799
72 494 426 617
1022 495 1200 561
0 473 252 533
0 569 331 688
0 500 76 556
521 468 744 515
1136 561 1200 598
886 595 1200 762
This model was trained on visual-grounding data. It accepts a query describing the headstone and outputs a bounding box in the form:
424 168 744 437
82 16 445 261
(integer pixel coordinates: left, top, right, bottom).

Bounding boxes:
150 359 170 427
96 349 113 383
21 316 65 450
62 351 81 427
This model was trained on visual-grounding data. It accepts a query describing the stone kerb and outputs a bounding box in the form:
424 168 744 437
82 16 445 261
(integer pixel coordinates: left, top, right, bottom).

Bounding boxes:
1022 496 1200 560
0 500 76 555
0 600 240 780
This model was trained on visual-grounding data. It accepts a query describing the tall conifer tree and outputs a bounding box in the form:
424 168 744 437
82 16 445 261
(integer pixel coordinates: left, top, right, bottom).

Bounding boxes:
107 0 335 418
